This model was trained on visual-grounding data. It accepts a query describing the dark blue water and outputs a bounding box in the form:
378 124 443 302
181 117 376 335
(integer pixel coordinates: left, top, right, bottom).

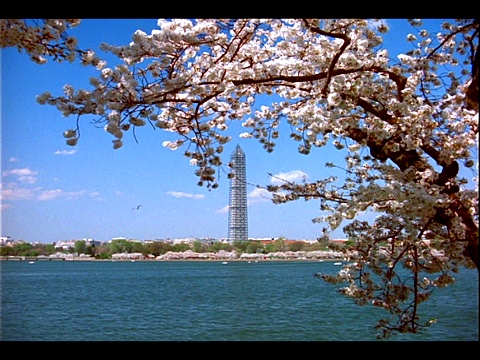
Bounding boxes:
1 260 477 341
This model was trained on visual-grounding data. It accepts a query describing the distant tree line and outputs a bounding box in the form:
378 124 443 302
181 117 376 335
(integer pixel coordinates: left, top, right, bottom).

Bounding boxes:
0 238 352 259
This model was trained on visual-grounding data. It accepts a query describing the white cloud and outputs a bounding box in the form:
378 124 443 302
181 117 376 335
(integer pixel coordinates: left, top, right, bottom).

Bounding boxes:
0 203 12 211
270 170 308 185
167 191 205 200
2 168 38 184
216 187 271 213
1 165 103 208
1 186 93 202
214 169 308 213
215 170 309 211
9 157 18 162
54 149 77 155
38 189 63 200
248 187 272 204
89 191 101 198
216 205 229 214
0 182 39 201
38 189 87 201
2 168 38 177
1 179 98 204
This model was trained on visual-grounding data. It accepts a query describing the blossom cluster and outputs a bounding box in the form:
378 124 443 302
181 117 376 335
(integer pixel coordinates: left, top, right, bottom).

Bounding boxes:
1 19 107 72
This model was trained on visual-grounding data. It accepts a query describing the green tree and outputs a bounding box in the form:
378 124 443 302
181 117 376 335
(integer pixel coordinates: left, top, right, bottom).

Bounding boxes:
288 241 306 252
263 243 276 254
171 243 191 252
74 240 86 254
44 244 56 255
220 242 235 252
13 242 34 256
208 242 234 253
245 241 264 254
145 241 172 256
131 241 146 254
109 240 134 254
193 240 203 253
0 246 15 256
303 242 325 252
94 245 111 259
274 238 286 252
85 244 96 257
2 18 478 339
232 241 250 253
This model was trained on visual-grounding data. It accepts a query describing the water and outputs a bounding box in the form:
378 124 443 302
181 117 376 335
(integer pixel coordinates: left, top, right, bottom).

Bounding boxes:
0 260 477 341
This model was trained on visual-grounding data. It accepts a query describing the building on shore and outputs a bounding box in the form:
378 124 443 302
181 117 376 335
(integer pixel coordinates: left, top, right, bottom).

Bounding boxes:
55 238 101 250
228 144 248 242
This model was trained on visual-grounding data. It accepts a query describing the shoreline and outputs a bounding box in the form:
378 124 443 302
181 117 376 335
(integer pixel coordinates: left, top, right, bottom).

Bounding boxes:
2 249 352 263
0 256 346 263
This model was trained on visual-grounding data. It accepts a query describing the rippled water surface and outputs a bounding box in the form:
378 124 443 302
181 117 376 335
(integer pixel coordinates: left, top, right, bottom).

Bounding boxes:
1 260 477 341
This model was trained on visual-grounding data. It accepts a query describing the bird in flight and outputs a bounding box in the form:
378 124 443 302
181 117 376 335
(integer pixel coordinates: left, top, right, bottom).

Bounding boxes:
132 205 142 210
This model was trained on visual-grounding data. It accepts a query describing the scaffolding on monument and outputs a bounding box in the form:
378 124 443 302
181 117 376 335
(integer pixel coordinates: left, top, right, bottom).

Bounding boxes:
228 144 248 242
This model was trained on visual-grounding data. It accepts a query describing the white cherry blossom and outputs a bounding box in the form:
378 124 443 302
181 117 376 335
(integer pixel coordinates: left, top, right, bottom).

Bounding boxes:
5 18 478 339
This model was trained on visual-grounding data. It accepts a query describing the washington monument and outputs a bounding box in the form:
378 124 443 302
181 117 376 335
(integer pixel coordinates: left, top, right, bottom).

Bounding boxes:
228 144 248 241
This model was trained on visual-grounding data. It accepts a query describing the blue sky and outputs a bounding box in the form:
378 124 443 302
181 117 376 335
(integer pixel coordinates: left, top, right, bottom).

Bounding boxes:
1 18 474 244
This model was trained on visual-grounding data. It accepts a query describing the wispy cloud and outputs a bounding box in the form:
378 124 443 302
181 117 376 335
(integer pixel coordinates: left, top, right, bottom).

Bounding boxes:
217 169 310 212
37 189 66 201
54 149 77 155
89 191 101 198
248 187 272 204
167 191 205 200
2 168 38 184
0 203 12 211
1 186 99 202
0 182 39 201
216 187 271 213
38 189 87 201
270 170 308 185
216 205 229 214
1 167 103 205
9 157 18 163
